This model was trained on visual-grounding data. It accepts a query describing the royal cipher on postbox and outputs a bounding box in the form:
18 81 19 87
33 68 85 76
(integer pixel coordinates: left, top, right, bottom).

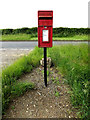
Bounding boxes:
38 10 53 47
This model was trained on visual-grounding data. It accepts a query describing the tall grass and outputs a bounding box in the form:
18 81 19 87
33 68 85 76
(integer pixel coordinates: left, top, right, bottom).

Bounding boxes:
1 47 43 113
48 44 89 118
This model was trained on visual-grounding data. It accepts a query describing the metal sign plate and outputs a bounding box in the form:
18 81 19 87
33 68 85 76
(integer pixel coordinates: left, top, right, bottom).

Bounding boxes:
43 30 49 42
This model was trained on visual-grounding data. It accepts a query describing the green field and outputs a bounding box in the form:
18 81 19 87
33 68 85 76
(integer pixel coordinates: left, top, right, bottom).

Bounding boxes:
1 44 89 118
1 34 88 41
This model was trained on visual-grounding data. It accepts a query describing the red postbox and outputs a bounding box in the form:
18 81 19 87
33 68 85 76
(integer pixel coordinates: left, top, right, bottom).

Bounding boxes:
38 10 53 47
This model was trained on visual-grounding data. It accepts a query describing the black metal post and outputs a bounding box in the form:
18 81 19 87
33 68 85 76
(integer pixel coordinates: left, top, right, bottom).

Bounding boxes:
44 47 47 87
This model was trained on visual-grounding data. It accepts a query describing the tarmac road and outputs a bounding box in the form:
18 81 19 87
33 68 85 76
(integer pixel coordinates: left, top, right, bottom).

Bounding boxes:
0 41 88 49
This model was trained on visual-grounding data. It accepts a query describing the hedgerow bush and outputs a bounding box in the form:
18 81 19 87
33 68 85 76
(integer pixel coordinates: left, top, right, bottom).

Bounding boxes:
2 29 13 35
53 27 88 37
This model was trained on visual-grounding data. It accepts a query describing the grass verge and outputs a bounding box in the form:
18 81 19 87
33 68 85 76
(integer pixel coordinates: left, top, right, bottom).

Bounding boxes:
48 44 89 118
1 47 43 114
1 34 88 41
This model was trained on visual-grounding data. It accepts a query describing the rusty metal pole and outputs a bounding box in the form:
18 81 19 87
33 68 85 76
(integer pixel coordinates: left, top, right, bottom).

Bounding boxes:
44 47 47 87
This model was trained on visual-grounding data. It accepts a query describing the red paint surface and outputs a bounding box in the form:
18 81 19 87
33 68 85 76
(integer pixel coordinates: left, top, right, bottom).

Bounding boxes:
38 10 53 47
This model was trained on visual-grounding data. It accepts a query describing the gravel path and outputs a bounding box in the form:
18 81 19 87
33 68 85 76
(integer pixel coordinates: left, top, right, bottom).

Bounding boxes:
3 66 78 118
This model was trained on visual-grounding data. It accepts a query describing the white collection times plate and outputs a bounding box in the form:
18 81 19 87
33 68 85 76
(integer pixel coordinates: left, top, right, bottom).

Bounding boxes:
43 30 49 42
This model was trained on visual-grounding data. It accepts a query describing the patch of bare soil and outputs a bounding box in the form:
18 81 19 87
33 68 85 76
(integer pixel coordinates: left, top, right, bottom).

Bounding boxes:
3 66 78 118
0 49 32 68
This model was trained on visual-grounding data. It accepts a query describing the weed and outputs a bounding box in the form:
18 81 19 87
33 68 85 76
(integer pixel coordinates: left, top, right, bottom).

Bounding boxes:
41 69 49 76
56 77 59 81
56 81 60 85
55 91 59 97
41 70 44 74
53 80 56 84
51 76 60 85
67 90 73 94
47 78 49 82
51 77 54 81
47 70 49 76
11 106 15 110
11 82 35 97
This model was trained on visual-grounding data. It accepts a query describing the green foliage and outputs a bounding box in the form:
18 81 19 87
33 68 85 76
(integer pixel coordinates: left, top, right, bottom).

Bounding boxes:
55 91 59 97
2 29 13 35
47 70 49 76
2 56 33 86
53 27 88 37
2 27 37 35
11 105 15 110
51 76 60 84
2 47 43 113
27 47 43 67
48 44 89 118
11 82 35 97
56 81 60 85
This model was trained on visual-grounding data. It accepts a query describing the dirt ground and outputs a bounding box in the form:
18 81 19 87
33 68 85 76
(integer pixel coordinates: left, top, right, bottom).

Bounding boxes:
1 48 78 118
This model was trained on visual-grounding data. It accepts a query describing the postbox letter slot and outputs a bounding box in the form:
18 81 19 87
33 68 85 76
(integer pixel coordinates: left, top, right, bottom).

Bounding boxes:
39 17 52 20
